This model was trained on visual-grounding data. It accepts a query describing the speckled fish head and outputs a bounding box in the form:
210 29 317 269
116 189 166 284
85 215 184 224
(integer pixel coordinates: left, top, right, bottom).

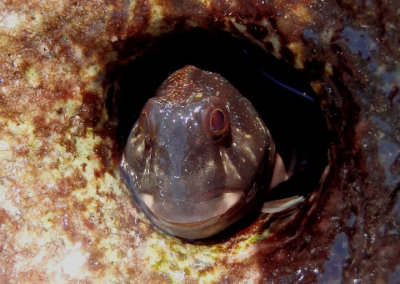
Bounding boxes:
122 65 275 239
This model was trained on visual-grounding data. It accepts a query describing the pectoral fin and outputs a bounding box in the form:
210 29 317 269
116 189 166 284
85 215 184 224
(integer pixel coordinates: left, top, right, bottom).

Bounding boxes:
261 195 305 214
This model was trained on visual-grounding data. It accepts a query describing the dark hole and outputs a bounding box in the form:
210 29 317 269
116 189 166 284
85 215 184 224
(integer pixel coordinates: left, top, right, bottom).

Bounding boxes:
106 28 328 219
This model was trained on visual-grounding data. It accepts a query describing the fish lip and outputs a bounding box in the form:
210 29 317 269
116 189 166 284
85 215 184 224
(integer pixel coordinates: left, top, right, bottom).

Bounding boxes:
150 191 246 239
158 215 219 228
139 188 245 226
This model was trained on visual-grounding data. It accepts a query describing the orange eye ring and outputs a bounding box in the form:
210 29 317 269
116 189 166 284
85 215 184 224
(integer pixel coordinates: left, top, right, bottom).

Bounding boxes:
209 108 229 139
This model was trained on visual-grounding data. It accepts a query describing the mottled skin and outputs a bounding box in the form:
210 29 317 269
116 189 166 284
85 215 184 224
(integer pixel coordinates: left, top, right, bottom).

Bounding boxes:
122 65 280 239
0 0 399 283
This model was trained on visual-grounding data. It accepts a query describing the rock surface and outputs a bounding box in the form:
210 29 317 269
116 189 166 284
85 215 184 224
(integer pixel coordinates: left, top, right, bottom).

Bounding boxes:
0 0 399 282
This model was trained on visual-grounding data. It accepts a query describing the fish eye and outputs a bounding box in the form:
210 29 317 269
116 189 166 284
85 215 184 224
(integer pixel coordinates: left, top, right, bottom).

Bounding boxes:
210 109 225 131
138 111 151 138
208 107 229 139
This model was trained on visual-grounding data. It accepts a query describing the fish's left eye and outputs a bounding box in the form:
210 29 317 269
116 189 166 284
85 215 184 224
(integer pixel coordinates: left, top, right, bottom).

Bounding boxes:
210 109 226 132
138 111 150 137
208 107 229 140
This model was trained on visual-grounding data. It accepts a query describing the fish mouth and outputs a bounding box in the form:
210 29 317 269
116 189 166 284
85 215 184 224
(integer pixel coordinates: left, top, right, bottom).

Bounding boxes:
138 188 247 238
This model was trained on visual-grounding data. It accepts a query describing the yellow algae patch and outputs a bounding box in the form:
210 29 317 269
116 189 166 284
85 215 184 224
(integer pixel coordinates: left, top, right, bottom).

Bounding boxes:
147 2 169 34
231 229 271 257
287 41 305 70
80 64 101 81
39 210 58 231
144 233 228 283
29 10 44 30
25 65 41 88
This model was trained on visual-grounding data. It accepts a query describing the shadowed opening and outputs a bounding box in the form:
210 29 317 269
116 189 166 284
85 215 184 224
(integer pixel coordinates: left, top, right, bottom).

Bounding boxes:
105 29 329 239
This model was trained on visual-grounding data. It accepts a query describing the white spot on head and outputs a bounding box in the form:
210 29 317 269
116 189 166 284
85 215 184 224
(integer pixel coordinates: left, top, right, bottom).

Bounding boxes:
194 93 203 100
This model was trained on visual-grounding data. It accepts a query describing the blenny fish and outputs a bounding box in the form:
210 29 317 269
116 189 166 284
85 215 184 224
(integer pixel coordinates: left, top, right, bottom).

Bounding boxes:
122 65 295 239
1 0 399 282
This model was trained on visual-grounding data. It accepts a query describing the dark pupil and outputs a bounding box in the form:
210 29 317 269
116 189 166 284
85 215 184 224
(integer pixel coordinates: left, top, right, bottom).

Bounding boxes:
211 109 225 132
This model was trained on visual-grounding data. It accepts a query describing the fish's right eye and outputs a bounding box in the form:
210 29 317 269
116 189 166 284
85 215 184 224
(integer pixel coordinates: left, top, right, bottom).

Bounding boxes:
138 111 151 138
